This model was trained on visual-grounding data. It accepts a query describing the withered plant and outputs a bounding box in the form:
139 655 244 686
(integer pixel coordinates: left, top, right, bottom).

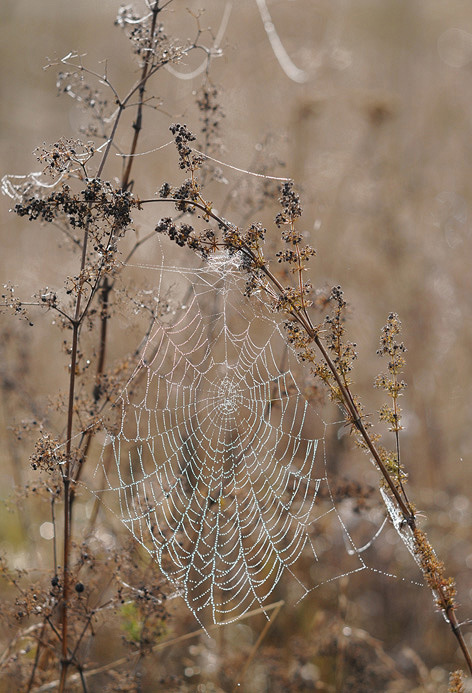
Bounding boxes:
148 133 472 686
1 3 229 691
1 2 472 692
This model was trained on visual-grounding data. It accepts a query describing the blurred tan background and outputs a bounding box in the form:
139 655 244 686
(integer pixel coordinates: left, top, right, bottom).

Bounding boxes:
3 1 472 690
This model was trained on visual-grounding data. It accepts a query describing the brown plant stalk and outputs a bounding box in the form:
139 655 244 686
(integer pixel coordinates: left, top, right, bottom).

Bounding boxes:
58 224 89 692
57 5 167 689
142 191 472 676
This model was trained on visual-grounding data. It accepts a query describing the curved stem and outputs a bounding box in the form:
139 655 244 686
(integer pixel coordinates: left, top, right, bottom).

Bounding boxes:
141 196 416 521
141 193 472 675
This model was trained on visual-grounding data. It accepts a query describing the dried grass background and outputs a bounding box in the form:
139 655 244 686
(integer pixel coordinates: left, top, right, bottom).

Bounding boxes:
2 1 472 691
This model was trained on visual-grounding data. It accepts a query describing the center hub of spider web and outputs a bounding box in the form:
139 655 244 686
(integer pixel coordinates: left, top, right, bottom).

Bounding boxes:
213 376 240 414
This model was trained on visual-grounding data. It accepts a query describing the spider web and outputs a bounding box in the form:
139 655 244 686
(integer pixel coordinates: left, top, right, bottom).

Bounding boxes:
93 247 385 625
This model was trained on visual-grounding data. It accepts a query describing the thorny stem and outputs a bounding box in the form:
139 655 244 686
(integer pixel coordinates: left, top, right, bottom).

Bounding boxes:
143 195 472 676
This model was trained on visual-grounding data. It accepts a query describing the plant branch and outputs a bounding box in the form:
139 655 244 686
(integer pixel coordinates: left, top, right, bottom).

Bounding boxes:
142 193 472 676
58 224 89 693
120 3 160 191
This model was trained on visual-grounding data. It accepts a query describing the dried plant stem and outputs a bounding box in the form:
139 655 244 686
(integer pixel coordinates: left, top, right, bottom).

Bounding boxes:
121 4 160 190
71 6 162 483
57 14 172 686
145 196 415 519
144 195 472 676
26 622 48 693
57 14 169 687
58 226 89 693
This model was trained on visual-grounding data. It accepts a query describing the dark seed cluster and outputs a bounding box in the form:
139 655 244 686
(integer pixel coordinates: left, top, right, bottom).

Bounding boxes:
169 123 205 172
275 181 302 226
14 179 135 233
155 217 210 258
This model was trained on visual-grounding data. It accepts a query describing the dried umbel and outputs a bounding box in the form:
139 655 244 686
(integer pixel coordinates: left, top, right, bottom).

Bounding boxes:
115 3 180 66
34 138 96 179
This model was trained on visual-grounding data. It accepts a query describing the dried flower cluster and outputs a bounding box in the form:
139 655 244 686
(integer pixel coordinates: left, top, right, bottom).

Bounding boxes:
156 126 471 680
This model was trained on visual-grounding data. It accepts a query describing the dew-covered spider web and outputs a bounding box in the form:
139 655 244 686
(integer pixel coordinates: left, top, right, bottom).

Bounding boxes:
91 246 401 626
